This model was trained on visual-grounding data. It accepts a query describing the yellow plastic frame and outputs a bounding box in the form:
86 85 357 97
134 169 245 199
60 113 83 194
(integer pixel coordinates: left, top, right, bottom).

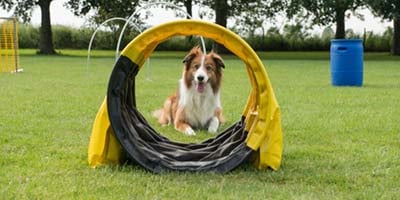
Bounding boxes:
89 20 282 170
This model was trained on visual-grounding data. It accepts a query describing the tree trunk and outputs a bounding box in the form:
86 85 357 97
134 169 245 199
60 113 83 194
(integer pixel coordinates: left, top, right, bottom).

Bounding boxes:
213 0 228 53
38 0 56 54
392 17 400 56
184 0 194 43
184 0 192 19
335 6 346 39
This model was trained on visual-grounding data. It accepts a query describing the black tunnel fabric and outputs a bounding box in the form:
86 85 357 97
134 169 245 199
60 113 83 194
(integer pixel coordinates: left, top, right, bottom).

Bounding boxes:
107 55 254 173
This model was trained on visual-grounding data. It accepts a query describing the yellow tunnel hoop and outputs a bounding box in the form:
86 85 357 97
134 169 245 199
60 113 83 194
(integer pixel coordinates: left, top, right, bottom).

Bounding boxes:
90 19 282 172
121 19 281 150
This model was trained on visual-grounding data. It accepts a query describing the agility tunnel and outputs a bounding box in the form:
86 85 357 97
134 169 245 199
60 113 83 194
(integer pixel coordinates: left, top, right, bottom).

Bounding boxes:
88 20 283 173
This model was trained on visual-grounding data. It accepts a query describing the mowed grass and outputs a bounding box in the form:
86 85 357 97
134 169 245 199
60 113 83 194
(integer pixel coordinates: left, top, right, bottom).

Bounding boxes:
0 50 399 199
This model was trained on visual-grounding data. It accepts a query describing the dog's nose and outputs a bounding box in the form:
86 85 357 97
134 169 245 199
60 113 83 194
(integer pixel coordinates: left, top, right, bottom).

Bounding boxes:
197 75 204 82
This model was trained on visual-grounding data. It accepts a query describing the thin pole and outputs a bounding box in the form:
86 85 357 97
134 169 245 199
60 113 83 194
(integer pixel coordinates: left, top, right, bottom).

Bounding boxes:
13 17 18 72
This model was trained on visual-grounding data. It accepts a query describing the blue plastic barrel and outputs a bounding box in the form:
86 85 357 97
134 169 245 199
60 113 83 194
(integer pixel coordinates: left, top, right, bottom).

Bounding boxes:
330 39 363 86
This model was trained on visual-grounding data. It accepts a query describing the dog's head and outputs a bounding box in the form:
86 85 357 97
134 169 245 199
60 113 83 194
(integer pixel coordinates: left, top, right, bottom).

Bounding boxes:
182 46 225 94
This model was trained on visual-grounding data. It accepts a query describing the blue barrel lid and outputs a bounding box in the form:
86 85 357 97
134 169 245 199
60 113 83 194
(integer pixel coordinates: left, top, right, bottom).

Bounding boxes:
331 39 362 43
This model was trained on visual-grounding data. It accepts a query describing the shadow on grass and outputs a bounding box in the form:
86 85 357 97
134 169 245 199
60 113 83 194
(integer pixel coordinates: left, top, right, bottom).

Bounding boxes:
362 83 400 89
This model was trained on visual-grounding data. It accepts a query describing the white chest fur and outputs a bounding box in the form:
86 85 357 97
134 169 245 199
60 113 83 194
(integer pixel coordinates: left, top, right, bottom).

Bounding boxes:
178 79 221 128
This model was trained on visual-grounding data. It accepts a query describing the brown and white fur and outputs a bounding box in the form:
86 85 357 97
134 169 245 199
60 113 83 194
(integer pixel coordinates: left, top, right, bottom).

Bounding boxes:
153 46 225 135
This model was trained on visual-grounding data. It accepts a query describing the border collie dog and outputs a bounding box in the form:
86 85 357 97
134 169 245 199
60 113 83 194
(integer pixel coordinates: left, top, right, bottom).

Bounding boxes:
153 46 225 135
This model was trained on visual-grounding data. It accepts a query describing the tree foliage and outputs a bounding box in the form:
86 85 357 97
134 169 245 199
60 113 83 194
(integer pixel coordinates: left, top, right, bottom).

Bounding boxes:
287 0 366 39
230 0 287 36
197 0 286 52
367 0 400 20
66 0 144 49
1 0 56 54
366 0 400 55
1 0 36 22
141 0 201 19
66 0 140 25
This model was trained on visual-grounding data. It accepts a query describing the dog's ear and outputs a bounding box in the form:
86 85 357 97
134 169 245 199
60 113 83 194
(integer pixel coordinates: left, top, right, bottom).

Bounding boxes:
210 52 225 69
182 53 196 64
182 46 201 64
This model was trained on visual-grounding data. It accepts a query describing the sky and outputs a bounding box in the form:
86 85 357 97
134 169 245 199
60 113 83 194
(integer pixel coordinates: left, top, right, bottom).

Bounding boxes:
1 0 393 35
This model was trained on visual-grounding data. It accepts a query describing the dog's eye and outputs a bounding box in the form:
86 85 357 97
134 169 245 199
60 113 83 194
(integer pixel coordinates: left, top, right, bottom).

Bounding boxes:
206 65 213 72
193 64 200 69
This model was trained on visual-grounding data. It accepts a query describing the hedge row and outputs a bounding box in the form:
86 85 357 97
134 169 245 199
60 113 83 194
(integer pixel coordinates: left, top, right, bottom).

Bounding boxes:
18 24 138 50
17 24 393 52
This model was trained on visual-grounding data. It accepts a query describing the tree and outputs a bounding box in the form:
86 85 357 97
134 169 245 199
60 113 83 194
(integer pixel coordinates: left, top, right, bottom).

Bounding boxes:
230 0 286 37
66 0 140 26
66 0 143 50
183 0 193 19
202 0 285 53
150 0 196 19
1 0 56 54
367 0 400 55
287 0 365 39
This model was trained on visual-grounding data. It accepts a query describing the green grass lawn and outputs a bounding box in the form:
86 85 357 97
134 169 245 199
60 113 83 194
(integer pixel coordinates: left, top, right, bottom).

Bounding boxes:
1 50 399 199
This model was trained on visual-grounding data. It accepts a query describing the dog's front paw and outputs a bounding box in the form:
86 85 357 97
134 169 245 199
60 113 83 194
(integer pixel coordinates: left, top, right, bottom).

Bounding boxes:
184 127 196 136
208 117 219 134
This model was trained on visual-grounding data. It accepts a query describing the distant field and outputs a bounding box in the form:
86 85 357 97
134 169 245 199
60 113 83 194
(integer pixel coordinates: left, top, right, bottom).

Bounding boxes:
0 50 399 199
18 48 400 60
